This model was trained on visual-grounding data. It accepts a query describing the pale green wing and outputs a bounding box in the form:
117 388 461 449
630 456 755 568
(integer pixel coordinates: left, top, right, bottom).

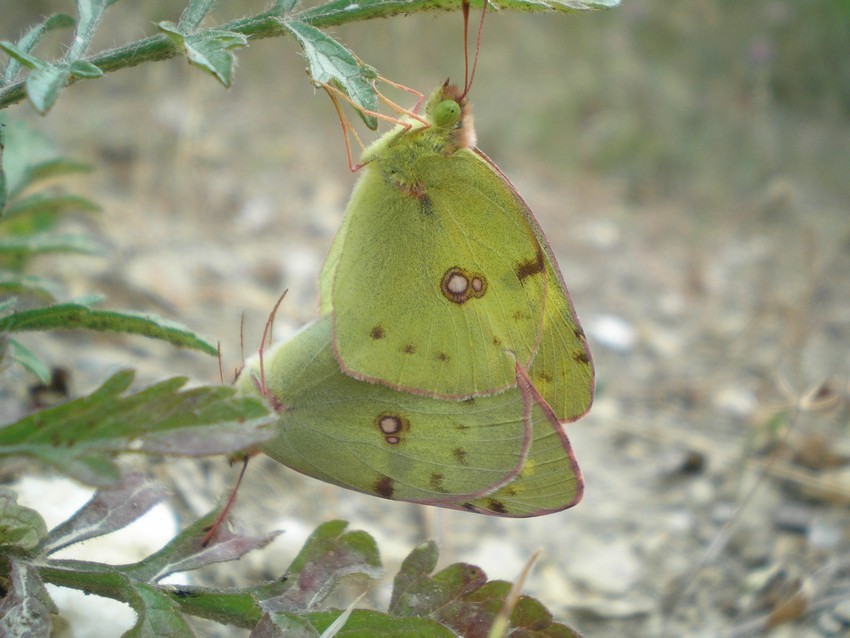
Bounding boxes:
457 371 583 517
236 316 534 507
318 205 351 316
474 150 595 422
528 257 595 422
330 149 547 399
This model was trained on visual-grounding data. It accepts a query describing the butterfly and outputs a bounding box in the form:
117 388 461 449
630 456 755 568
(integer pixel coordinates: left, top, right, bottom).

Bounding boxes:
319 81 594 423
237 315 583 516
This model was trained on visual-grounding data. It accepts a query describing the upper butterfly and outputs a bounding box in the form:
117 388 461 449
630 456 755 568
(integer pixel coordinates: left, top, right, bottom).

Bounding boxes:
320 82 594 423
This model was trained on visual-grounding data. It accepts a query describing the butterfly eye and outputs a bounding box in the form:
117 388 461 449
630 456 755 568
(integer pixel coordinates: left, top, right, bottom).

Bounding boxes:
433 99 462 128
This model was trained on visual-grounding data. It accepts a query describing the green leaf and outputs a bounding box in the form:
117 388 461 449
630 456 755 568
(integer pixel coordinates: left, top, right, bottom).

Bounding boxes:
1 192 100 238
2 13 75 84
0 560 57 637
69 59 104 79
26 62 71 114
0 488 48 552
159 22 247 88
123 508 281 584
7 338 52 382
1 122 58 200
0 272 62 300
0 42 48 72
123 582 195 638
0 296 17 314
263 520 382 613
299 609 456 637
273 0 299 16
0 370 274 486
69 0 112 60
0 112 6 213
281 20 379 129
390 543 583 637
17 158 93 193
183 30 248 87
0 232 105 257
0 302 218 355
158 21 187 47
180 0 218 31
26 159 93 185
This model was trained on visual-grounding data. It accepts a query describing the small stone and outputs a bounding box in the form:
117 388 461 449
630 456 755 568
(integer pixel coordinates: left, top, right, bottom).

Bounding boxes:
817 609 844 636
579 218 621 250
712 386 758 418
568 537 641 596
586 314 637 353
834 598 850 622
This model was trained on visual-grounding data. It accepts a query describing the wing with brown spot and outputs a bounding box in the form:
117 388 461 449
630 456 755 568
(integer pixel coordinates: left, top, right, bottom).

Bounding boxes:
328 137 548 400
457 366 584 517
235 316 533 507
473 149 595 422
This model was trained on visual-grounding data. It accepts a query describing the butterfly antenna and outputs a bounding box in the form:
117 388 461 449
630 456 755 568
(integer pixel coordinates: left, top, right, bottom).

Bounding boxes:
462 0 488 100
201 455 251 547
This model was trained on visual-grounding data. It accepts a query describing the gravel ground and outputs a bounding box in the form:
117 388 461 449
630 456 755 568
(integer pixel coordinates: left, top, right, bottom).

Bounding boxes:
3 4 849 637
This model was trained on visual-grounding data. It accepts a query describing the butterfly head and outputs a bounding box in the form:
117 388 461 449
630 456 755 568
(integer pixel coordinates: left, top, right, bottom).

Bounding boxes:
425 81 477 151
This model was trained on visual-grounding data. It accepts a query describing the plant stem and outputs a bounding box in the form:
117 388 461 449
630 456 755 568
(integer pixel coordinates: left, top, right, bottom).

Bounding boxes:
0 0 453 111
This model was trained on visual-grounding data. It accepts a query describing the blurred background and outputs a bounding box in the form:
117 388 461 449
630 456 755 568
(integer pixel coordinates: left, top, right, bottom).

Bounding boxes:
2 1 849 636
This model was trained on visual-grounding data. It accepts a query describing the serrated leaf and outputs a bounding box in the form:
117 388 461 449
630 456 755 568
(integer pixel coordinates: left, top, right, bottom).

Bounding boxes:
2 13 75 84
26 62 71 114
262 520 382 613
44 474 168 554
282 20 378 129
0 302 217 355
390 543 582 637
7 338 52 382
0 560 57 637
125 509 281 583
69 59 103 78
0 487 48 552
0 232 105 257
0 370 274 486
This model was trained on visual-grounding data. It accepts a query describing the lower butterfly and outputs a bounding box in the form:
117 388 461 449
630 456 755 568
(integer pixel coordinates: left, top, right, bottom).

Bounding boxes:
236 315 583 517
